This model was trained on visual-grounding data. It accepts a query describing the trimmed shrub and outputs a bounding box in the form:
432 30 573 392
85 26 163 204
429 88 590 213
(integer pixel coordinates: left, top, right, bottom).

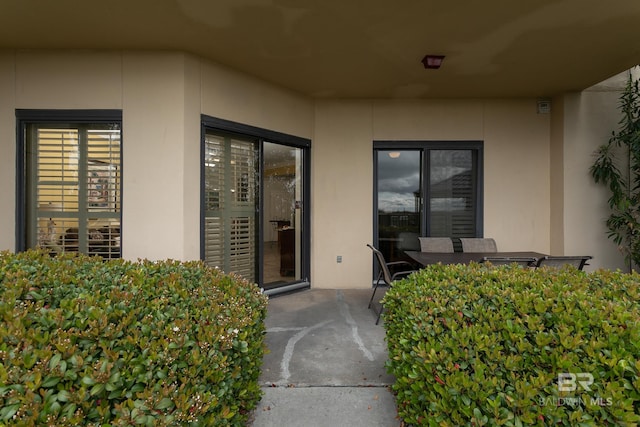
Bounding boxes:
383 263 640 426
0 249 268 426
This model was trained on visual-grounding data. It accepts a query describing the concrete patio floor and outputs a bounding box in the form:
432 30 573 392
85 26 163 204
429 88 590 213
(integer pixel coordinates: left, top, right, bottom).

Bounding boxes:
248 288 402 426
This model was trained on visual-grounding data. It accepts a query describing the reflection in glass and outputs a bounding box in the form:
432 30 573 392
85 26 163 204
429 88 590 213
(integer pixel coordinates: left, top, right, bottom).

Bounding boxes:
262 142 303 288
375 146 479 263
429 150 476 237
377 150 421 262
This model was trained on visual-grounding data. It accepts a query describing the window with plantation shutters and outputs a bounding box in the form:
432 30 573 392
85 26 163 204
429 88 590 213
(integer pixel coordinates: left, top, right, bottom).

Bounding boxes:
19 113 122 259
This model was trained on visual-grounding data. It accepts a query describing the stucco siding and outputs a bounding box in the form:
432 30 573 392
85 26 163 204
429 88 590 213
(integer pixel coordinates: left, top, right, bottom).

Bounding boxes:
312 101 374 289
561 71 633 272
121 52 192 260
15 50 123 110
200 59 313 140
482 100 550 253
0 51 16 251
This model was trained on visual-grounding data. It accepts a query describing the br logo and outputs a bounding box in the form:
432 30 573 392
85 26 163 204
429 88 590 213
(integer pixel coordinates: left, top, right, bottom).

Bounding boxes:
558 373 594 392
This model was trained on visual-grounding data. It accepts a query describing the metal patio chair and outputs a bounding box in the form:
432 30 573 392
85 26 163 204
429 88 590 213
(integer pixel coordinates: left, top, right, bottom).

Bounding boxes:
418 237 454 253
535 255 592 271
367 244 417 324
480 256 537 267
460 237 498 252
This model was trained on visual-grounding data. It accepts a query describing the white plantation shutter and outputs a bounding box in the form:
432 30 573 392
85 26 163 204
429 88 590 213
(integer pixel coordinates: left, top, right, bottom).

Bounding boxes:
204 135 225 268
229 217 254 275
204 217 223 268
35 129 79 252
29 123 121 258
204 133 257 281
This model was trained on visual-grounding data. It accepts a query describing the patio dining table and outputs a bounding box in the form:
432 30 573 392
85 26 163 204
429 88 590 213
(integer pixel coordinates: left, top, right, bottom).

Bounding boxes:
405 250 548 267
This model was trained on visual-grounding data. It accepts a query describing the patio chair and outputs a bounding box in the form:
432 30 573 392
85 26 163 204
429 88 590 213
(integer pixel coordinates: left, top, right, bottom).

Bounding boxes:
480 256 536 267
367 244 417 324
418 237 454 253
397 231 421 252
535 255 592 271
460 237 497 253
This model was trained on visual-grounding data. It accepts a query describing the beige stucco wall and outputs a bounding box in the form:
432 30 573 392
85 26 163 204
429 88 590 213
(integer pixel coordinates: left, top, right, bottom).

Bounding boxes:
557 69 639 272
0 52 16 250
120 52 198 260
549 96 565 256
200 60 313 139
313 101 375 289
483 101 551 251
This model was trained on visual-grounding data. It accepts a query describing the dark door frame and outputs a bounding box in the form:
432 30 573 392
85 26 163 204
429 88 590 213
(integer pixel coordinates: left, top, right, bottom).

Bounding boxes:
201 115 311 295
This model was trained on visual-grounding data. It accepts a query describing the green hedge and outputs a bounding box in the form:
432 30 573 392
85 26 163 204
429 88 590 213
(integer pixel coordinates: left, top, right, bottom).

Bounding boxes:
0 249 268 426
383 263 640 426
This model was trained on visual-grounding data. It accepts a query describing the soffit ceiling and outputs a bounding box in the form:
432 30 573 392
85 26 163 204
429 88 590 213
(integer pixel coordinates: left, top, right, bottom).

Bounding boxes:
1 0 639 99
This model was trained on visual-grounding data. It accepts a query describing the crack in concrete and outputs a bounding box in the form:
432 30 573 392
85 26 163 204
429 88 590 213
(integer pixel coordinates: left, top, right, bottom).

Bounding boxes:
336 290 375 362
273 319 333 385
265 290 377 387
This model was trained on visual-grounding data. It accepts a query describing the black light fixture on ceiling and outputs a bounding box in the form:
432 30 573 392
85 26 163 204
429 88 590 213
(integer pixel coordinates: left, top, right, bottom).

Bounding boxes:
422 55 445 69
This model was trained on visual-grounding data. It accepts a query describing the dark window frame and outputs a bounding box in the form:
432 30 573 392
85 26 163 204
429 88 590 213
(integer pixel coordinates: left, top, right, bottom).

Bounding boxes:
373 140 484 250
15 109 123 252
201 115 311 288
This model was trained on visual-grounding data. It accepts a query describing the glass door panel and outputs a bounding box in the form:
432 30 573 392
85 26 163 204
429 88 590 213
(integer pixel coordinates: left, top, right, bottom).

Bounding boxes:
376 150 422 263
428 150 476 237
262 142 303 289
202 123 309 294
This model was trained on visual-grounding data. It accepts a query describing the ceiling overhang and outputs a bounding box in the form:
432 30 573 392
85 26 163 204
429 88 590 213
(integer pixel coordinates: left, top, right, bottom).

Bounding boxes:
1 0 639 99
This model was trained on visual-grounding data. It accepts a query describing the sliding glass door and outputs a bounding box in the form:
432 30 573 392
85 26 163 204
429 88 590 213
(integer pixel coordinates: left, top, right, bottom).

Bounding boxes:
374 141 483 263
262 142 304 289
428 149 479 238
376 149 422 263
202 117 310 294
